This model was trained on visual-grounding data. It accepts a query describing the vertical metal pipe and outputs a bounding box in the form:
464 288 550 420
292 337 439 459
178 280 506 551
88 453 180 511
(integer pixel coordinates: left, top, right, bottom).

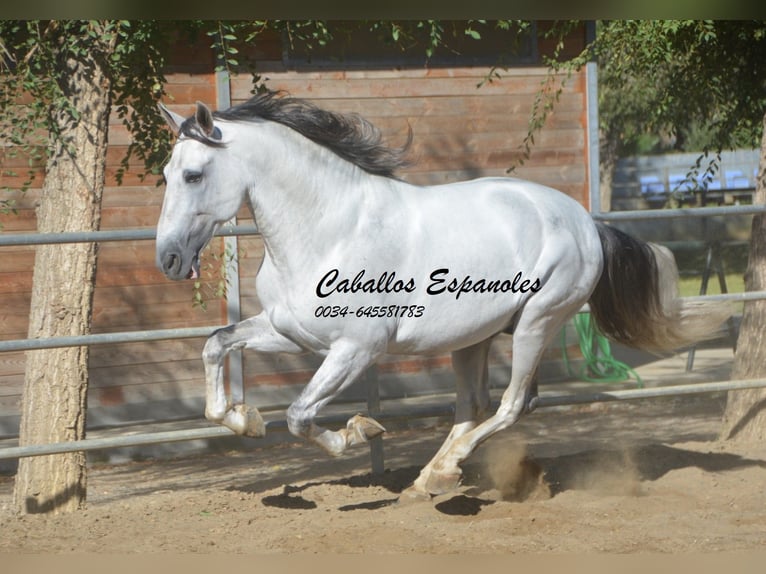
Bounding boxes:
365 365 385 475
586 60 601 214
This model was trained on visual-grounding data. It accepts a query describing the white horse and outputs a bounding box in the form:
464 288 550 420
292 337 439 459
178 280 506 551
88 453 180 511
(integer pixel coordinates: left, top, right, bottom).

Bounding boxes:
156 91 728 497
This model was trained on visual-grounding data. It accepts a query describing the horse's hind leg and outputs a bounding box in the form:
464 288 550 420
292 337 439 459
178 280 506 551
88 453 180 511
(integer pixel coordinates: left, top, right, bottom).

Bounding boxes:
203 312 303 436
403 338 493 498
414 303 575 496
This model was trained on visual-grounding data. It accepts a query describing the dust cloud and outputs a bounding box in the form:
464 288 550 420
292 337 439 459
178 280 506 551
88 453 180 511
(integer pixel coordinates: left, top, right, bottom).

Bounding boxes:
478 439 644 500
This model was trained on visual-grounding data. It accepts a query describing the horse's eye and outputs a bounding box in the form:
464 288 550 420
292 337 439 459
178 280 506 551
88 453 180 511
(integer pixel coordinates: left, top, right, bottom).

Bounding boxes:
183 170 203 184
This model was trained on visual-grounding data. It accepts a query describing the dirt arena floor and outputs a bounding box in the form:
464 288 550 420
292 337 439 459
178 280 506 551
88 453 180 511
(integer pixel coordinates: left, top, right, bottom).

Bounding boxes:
1 350 766 554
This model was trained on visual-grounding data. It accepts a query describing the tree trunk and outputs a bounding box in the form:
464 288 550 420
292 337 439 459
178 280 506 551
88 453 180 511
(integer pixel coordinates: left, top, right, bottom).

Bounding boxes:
12 39 112 514
720 110 766 442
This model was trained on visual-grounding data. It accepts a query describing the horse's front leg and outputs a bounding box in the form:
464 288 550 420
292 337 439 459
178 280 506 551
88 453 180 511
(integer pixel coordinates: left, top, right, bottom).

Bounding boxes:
286 339 384 456
203 312 303 436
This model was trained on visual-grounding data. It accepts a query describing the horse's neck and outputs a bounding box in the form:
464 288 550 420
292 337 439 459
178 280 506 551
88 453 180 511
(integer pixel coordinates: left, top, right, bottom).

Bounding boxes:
238 123 370 267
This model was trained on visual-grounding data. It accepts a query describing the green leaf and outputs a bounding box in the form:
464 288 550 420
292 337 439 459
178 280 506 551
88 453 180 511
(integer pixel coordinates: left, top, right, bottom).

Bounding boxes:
465 29 481 40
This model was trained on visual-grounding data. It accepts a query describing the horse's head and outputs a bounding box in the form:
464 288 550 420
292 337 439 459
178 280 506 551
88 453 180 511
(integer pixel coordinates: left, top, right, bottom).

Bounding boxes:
155 102 246 281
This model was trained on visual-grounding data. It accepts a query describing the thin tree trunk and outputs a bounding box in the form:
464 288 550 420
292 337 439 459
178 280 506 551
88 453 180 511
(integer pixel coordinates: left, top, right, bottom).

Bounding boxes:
720 109 766 442
12 40 112 514
598 128 617 213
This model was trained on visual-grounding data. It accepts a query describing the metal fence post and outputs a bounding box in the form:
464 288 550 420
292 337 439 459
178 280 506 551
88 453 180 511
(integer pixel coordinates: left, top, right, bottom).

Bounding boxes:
216 69 246 405
365 365 385 475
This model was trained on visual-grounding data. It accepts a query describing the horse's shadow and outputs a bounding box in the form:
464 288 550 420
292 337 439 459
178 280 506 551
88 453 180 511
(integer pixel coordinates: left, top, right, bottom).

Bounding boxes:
233 443 766 517
243 467 420 512
538 443 766 495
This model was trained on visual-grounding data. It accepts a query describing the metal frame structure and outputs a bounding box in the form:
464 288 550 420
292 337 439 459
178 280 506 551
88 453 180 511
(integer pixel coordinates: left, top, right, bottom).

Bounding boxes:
2 202 766 468
3 377 766 462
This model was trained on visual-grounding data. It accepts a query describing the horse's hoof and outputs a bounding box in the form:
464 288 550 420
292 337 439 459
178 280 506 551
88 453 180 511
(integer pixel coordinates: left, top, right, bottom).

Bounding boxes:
397 485 432 504
224 404 265 438
347 413 386 442
424 470 462 496
241 405 266 437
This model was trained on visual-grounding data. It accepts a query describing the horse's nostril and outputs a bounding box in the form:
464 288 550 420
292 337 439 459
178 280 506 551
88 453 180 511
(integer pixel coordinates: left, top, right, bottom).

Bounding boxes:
162 252 180 275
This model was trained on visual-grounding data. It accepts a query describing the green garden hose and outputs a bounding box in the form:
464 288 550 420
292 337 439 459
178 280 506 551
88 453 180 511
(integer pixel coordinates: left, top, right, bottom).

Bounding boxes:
561 313 643 387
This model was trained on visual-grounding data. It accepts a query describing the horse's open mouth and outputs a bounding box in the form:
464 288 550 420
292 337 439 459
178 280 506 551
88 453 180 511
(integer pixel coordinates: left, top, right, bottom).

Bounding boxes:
187 254 201 280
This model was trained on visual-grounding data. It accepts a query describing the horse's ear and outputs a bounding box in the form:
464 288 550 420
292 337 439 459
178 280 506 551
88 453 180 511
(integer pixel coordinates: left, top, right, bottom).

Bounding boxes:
195 101 217 138
158 102 185 136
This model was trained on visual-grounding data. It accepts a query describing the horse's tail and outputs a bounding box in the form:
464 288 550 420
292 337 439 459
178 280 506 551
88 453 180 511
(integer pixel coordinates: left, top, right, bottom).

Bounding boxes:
588 222 731 352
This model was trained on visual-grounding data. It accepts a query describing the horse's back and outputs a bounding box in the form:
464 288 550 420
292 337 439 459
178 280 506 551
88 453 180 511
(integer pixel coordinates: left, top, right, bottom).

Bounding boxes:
412 177 600 266
426 176 592 224
379 176 603 353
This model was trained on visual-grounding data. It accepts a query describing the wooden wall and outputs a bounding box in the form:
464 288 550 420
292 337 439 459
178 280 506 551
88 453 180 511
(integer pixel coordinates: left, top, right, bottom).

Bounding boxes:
0 24 591 436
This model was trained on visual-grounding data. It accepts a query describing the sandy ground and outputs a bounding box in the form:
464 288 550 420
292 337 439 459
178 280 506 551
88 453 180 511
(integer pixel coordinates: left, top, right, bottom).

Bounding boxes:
1 396 765 553
1 349 766 554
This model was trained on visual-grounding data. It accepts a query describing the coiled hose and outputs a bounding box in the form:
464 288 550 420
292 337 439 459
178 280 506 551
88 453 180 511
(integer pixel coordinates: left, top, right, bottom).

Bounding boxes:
561 313 643 387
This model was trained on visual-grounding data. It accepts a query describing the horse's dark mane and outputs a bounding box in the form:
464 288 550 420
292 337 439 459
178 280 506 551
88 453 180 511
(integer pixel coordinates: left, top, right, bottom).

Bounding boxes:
180 90 411 178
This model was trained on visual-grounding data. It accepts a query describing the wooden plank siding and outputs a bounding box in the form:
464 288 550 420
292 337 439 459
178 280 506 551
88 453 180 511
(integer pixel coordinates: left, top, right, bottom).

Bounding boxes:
0 27 591 436
231 66 589 200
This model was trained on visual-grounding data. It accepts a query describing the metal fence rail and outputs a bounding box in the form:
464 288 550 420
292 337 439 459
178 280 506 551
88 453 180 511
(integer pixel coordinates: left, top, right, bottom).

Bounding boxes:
2 377 766 461
0 224 259 246
0 203 763 248
0 326 220 353
591 204 766 221
3 289 766 354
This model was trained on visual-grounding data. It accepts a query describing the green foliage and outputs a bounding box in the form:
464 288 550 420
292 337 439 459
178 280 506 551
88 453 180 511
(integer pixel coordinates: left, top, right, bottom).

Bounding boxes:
191 238 241 311
594 20 766 160
503 21 587 172
0 20 181 199
0 21 63 201
529 20 766 196
107 21 179 185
